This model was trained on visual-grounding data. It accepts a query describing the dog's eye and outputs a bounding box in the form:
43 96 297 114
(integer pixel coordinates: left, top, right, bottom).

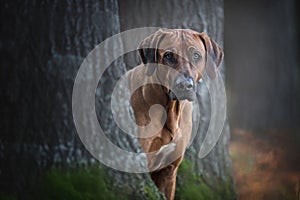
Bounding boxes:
164 52 173 60
192 52 201 62
163 51 176 65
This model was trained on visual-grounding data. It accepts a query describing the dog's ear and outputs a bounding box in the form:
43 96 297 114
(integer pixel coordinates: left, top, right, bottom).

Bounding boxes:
199 32 224 79
138 30 165 76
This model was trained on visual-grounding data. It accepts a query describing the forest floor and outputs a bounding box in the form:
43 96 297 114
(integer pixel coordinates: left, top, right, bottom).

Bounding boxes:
230 128 300 200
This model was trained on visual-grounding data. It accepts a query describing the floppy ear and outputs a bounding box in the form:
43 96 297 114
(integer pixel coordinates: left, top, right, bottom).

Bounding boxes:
199 32 224 79
138 30 165 76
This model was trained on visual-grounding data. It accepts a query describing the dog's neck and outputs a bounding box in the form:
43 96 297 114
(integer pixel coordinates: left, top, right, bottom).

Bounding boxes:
141 83 188 137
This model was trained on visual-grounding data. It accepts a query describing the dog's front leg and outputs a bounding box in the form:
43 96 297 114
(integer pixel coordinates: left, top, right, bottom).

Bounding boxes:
150 156 182 200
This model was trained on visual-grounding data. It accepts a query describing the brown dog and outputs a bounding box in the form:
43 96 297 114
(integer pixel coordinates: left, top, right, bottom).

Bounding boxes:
126 29 223 200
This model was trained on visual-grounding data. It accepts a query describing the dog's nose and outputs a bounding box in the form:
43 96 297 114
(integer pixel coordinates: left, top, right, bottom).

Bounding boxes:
175 76 194 91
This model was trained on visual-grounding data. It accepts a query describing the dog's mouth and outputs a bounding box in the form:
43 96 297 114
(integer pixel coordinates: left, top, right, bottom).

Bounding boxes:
168 75 197 101
168 90 196 101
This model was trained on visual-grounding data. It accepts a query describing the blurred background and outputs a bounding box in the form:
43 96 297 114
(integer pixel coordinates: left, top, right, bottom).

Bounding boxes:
0 0 299 199
225 0 300 199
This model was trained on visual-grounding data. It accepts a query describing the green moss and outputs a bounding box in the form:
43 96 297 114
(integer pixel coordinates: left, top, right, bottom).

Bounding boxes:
144 185 159 200
2 164 164 200
175 159 233 200
35 165 125 200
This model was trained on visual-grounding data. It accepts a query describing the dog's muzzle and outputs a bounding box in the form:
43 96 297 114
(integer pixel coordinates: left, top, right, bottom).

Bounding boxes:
169 75 197 101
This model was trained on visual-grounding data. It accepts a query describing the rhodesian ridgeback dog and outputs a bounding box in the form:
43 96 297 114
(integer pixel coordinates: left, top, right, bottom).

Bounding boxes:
126 29 223 200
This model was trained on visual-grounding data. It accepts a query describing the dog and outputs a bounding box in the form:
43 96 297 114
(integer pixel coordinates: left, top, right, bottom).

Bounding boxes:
126 29 223 200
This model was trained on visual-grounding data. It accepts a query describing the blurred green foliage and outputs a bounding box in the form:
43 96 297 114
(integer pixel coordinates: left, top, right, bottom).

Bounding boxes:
175 159 232 200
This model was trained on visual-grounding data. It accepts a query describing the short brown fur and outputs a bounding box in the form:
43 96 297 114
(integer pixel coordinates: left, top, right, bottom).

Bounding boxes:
126 29 223 200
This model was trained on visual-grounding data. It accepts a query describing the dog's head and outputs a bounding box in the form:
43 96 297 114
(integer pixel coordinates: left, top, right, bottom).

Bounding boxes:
138 29 223 101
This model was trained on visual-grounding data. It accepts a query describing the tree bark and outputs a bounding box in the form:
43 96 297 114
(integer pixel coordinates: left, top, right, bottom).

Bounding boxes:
0 0 126 197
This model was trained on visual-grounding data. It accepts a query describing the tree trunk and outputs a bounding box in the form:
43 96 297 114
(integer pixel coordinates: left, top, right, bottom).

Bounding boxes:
1 0 125 197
